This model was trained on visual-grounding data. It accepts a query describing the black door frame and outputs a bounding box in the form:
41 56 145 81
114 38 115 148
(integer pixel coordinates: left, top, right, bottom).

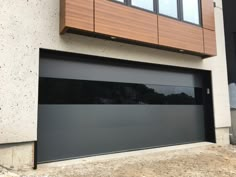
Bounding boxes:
202 71 216 143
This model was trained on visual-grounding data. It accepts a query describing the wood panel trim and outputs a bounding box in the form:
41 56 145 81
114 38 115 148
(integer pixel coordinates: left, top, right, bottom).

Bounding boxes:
65 0 94 32
95 0 158 45
60 0 217 57
202 0 215 30
158 16 204 54
203 29 217 56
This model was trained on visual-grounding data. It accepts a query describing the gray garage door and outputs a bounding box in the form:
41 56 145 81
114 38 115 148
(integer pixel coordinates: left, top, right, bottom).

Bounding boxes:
38 56 206 163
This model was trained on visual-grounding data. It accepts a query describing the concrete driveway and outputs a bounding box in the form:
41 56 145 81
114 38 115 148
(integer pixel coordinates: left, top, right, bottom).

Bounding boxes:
1 143 236 177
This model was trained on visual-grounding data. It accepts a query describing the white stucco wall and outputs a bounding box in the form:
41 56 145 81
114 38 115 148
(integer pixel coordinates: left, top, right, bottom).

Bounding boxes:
0 0 230 146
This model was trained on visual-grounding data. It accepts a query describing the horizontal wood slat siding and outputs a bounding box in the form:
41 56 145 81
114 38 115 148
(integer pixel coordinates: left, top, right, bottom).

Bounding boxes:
158 16 204 54
60 0 217 57
95 0 158 44
203 29 217 56
202 0 215 30
64 0 94 32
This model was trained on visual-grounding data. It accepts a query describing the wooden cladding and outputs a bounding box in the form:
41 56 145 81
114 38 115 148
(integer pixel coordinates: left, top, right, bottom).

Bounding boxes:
60 0 217 58
95 0 158 44
159 16 204 53
201 0 216 56
60 0 94 33
203 29 217 56
202 0 215 31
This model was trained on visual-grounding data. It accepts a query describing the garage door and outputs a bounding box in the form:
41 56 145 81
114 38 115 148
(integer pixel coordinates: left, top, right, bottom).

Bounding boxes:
38 55 208 163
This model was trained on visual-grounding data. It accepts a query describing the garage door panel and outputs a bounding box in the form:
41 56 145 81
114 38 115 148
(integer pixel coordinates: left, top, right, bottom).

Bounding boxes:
38 105 205 163
38 56 208 163
40 58 202 87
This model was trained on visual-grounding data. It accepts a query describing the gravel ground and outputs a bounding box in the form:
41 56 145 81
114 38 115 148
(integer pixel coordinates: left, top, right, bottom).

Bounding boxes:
1 144 236 177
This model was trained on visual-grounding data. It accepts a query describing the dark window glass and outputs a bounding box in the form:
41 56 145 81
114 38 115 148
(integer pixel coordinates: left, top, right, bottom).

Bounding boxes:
39 77 203 105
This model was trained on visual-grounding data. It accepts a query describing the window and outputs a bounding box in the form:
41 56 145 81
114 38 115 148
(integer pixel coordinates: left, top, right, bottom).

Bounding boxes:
182 0 200 25
131 0 154 12
39 77 203 105
111 0 202 25
159 0 178 18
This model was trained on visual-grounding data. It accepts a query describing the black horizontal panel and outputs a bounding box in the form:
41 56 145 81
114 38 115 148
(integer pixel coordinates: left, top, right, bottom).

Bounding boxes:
39 77 203 105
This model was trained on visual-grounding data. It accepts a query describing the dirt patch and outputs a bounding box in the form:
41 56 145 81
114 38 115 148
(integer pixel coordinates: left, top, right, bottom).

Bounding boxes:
2 145 236 177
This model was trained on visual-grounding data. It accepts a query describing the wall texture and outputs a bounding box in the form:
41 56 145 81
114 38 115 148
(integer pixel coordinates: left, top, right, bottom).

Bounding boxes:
0 142 33 169
0 0 231 168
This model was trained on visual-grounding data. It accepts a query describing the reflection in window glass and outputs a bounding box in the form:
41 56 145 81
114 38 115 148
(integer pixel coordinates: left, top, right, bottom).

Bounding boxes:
182 0 200 25
159 0 178 18
39 77 203 105
131 0 154 11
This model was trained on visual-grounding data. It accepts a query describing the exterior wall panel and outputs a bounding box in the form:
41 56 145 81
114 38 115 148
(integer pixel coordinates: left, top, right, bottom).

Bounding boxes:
203 29 217 56
60 0 217 57
95 0 158 44
60 0 94 33
158 16 204 54
202 0 215 31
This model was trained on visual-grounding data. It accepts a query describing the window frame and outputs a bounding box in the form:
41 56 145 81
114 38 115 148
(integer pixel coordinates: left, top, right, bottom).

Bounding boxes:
111 0 202 26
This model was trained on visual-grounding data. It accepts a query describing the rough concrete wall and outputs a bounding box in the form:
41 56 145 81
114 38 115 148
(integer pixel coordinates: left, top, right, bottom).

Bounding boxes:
0 142 33 169
216 128 230 145
0 0 231 144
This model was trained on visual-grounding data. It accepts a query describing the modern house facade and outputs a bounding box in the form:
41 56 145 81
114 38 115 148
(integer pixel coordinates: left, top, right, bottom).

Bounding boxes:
0 0 231 169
